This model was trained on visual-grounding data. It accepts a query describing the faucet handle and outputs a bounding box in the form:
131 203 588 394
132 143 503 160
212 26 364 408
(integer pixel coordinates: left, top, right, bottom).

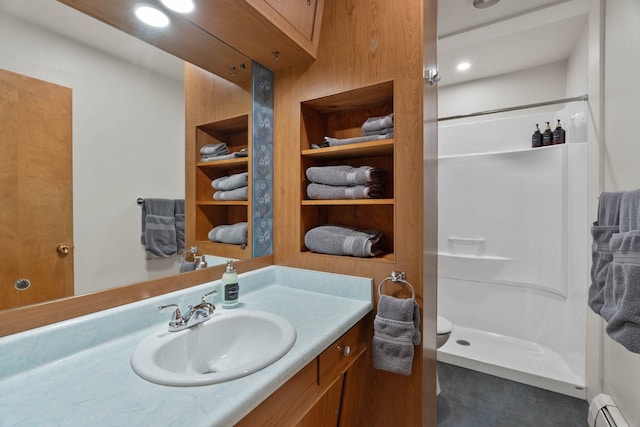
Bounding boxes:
201 289 218 304
158 304 185 330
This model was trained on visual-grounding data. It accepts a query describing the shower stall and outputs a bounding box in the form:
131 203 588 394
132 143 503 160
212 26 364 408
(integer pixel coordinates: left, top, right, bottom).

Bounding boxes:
436 102 588 398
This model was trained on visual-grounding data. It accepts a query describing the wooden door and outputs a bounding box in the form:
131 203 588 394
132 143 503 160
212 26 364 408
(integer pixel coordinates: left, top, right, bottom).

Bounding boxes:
0 69 73 310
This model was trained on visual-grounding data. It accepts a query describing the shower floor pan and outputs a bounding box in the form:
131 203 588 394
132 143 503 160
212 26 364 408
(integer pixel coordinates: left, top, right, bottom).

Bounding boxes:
438 325 586 399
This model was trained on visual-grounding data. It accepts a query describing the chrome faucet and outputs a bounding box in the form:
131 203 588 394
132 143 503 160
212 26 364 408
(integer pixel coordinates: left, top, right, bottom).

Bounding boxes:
158 289 218 332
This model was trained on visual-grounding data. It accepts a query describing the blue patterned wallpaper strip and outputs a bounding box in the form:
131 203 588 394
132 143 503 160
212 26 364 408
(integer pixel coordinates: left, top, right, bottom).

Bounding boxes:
251 62 274 257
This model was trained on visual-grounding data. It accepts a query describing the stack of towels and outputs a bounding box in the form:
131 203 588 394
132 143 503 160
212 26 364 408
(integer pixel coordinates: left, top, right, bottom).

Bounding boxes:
200 143 248 162
304 225 383 257
589 189 640 354
305 165 385 200
212 172 248 201
208 222 248 245
313 113 394 148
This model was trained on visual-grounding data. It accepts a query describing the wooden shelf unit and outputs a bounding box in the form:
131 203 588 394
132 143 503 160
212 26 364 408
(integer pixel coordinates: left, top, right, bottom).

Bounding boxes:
299 81 395 260
195 114 251 258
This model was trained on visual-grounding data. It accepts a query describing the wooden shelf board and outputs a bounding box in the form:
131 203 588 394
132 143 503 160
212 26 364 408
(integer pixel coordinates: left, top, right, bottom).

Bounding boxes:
197 114 249 133
197 201 249 206
301 139 393 159
299 250 395 263
197 157 248 169
301 198 394 206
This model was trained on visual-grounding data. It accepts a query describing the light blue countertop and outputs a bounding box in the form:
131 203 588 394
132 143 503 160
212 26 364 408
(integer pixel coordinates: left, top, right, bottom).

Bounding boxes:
0 266 373 427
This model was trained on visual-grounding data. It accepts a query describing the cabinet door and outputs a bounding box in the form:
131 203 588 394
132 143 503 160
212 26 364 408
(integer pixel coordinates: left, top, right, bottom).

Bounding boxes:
264 0 319 40
294 376 343 427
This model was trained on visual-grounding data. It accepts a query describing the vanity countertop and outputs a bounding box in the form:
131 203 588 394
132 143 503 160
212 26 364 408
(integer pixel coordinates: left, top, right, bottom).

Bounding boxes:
0 266 373 427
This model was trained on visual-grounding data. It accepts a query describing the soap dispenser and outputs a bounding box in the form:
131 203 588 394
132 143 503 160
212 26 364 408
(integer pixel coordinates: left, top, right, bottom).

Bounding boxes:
221 260 239 308
531 124 542 148
552 119 566 144
542 121 553 146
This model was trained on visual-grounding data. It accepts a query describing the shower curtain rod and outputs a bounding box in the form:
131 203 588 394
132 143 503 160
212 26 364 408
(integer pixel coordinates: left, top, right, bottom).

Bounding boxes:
438 94 588 122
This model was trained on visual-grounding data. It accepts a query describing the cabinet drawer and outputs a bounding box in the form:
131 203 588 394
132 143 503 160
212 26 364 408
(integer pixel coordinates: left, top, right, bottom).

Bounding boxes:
318 321 368 386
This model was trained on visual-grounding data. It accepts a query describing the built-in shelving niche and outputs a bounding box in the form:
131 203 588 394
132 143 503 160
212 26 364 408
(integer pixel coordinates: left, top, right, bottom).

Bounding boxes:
299 81 395 262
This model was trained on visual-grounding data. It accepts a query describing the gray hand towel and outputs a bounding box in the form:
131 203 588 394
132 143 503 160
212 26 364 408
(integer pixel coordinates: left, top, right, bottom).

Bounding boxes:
304 225 384 257
306 183 384 200
372 294 420 376
323 132 393 147
620 189 640 232
362 113 394 133
305 165 385 187
208 222 248 245
180 261 197 273
363 126 394 137
174 199 185 254
200 143 229 155
213 186 248 201
143 214 177 259
212 172 249 191
604 230 640 353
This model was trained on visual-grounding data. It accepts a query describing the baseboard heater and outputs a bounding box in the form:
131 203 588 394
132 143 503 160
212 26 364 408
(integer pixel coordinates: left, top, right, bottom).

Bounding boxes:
588 394 629 427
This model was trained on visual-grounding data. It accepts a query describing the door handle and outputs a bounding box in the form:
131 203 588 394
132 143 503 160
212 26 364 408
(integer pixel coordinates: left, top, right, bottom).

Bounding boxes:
57 244 70 254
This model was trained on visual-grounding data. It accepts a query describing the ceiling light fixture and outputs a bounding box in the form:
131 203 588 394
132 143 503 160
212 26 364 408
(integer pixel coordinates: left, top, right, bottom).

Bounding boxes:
457 62 471 71
160 0 195 14
134 4 170 28
472 0 500 9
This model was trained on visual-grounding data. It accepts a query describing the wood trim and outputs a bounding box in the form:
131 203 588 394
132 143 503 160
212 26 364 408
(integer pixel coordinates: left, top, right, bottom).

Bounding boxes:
0 256 273 337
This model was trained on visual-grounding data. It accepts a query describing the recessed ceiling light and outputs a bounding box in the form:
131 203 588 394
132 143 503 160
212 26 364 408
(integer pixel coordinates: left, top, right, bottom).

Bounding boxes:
457 62 471 71
160 0 195 14
473 0 500 9
134 4 170 28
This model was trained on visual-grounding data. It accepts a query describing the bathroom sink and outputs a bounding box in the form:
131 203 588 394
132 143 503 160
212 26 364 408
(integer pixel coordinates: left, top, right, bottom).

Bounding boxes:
131 309 297 386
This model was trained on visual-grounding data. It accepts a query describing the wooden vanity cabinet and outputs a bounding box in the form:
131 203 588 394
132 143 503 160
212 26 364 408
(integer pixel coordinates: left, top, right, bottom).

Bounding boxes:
235 318 368 427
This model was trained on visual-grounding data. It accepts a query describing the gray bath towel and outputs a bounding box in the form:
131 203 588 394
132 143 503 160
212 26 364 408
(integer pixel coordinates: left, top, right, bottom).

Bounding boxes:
212 172 249 191
363 126 394 137
201 151 247 162
589 191 624 315
322 132 394 147
213 186 248 201
180 261 197 273
200 143 229 156
620 189 640 232
307 183 383 200
305 165 385 187
362 113 394 134
372 294 420 376
141 198 178 259
604 230 640 353
304 225 384 257
175 199 185 254
208 222 248 245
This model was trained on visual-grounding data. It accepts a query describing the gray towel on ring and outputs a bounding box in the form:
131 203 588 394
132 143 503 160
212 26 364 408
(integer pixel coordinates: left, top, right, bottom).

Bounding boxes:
208 222 248 245
306 165 385 187
213 186 248 201
212 172 249 191
372 294 420 376
307 183 384 200
304 225 383 257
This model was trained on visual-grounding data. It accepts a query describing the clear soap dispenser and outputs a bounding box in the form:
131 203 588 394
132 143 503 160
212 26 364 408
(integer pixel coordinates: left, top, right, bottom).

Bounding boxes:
221 260 239 308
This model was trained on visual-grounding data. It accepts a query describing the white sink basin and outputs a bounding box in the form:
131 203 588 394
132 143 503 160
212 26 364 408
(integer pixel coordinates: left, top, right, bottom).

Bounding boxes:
131 309 297 386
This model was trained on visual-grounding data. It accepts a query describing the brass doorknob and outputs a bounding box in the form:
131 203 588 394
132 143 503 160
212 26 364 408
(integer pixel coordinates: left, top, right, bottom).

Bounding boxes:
57 244 70 254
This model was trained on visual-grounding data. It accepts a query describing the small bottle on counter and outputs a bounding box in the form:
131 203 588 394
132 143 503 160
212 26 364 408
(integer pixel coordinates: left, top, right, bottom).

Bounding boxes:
532 124 542 148
221 259 239 308
552 119 566 145
542 121 553 146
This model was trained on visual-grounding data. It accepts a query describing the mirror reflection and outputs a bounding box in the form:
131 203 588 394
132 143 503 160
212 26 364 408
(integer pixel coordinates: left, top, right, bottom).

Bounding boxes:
0 0 244 310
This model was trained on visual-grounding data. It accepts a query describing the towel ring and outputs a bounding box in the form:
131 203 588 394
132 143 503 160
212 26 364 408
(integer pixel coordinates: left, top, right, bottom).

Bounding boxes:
377 271 415 299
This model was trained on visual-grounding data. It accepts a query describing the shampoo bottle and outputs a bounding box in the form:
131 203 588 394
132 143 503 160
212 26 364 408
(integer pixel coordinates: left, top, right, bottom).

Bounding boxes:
552 119 566 144
542 121 553 146
531 124 542 148
221 260 239 308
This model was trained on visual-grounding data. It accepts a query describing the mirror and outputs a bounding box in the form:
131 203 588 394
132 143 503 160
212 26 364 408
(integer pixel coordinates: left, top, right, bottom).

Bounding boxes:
0 0 257 312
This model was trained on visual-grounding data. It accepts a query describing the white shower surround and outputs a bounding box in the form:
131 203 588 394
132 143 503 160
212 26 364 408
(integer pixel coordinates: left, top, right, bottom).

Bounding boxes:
437 108 588 398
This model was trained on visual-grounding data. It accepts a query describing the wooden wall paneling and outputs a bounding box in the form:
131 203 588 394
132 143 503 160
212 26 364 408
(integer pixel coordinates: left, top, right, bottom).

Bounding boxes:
273 0 427 424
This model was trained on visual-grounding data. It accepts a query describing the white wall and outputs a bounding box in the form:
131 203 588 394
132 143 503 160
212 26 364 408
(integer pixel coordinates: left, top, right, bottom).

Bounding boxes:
589 0 640 424
0 14 185 295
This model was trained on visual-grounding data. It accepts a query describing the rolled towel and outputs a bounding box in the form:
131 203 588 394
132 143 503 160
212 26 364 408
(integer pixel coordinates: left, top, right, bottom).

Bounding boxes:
213 186 248 201
200 143 229 156
212 172 249 191
372 294 420 376
304 225 383 257
306 165 385 187
323 132 393 147
604 230 640 353
307 183 384 200
208 222 248 245
362 113 394 134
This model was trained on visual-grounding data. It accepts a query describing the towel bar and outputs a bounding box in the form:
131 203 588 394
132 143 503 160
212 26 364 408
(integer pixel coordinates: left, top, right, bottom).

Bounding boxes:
378 271 415 299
